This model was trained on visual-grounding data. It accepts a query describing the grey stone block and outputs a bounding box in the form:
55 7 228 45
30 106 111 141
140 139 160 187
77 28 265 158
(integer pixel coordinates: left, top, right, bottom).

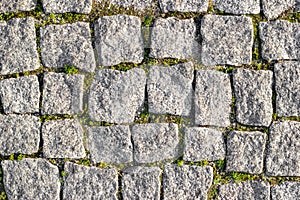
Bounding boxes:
42 119 86 158
226 131 266 174
266 121 300 176
262 0 295 19
41 0 92 14
2 158 60 200
218 181 270 200
147 62 194 116
106 0 153 10
0 115 40 156
195 70 232 127
88 69 146 124
271 182 300 200
63 162 118 200
201 15 253 66
0 0 36 12
183 127 226 162
0 17 39 75
259 20 300 61
87 125 133 164
149 17 200 61
122 166 162 200
233 69 273 127
159 0 209 12
213 0 260 14
132 123 179 163
94 15 144 66
275 61 300 117
40 22 96 73
42 72 84 115
163 165 213 200
296 0 300 11
0 75 40 114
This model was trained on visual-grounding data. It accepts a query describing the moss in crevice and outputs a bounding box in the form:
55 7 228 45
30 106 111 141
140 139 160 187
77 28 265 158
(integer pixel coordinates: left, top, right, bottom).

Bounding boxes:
40 114 73 122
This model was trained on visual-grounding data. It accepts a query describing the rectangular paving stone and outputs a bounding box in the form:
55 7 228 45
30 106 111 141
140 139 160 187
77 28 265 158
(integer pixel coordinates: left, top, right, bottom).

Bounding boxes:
226 131 266 174
163 165 213 200
106 0 153 10
41 0 92 14
262 0 295 19
63 162 118 200
159 0 209 12
183 127 226 162
94 15 144 66
0 115 40 156
87 125 133 164
0 17 39 75
122 166 162 200
259 20 300 61
2 158 60 200
266 121 300 176
147 62 194 116
233 69 273 127
88 69 146 124
213 0 260 14
42 72 84 115
42 119 86 159
271 182 300 200
40 22 96 72
195 70 232 127
132 123 179 163
0 0 36 12
274 61 300 117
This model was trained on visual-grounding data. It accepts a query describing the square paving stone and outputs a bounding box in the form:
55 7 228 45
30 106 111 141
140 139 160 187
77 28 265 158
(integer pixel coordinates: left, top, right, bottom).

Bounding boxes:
106 0 153 10
266 121 300 176
42 119 86 159
195 70 232 127
0 17 39 75
94 15 144 66
163 165 213 200
233 69 273 127
213 0 260 14
275 61 300 117
42 72 84 115
0 115 40 156
63 162 118 200
271 182 300 200
149 17 200 61
159 0 209 12
0 0 36 12
259 20 300 61
122 166 162 200
218 181 270 200
88 69 146 124
87 125 133 164
2 158 60 200
132 123 179 163
0 75 40 114
40 22 96 72
183 127 226 162
201 15 253 66
226 131 266 174
41 0 92 14
262 0 295 19
147 62 194 116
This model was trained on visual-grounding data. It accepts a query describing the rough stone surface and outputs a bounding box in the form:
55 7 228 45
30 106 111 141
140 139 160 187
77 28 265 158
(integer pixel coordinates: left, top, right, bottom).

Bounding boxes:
94 15 144 66
105 0 153 10
0 115 40 156
163 165 213 200
0 0 36 12
42 72 84 115
233 69 273 127
183 127 226 162
2 158 60 200
41 0 92 14
88 69 146 124
63 162 118 200
218 181 270 200
87 125 133 164
226 131 267 174
122 166 162 200
149 17 200 61
213 0 260 14
0 17 39 75
266 121 300 176
271 182 300 200
147 62 194 116
262 0 295 19
275 61 300 117
296 0 300 11
259 20 300 61
132 123 179 163
195 70 232 127
159 0 209 12
42 119 86 158
201 15 253 66
40 22 96 73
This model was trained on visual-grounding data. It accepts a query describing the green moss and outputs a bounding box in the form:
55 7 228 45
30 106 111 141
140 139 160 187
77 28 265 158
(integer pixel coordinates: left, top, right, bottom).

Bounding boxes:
177 160 185 167
277 116 300 122
40 114 73 122
215 66 233 73
230 172 260 183
142 15 153 26
0 192 6 200
63 65 79 75
110 63 138 71
135 111 150 124
97 162 108 168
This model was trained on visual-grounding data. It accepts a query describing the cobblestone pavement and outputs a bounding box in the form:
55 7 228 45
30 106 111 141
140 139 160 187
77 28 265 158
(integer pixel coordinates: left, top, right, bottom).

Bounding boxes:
0 0 299 200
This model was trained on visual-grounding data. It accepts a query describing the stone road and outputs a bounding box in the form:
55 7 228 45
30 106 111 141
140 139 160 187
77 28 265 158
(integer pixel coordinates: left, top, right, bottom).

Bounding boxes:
0 0 299 200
